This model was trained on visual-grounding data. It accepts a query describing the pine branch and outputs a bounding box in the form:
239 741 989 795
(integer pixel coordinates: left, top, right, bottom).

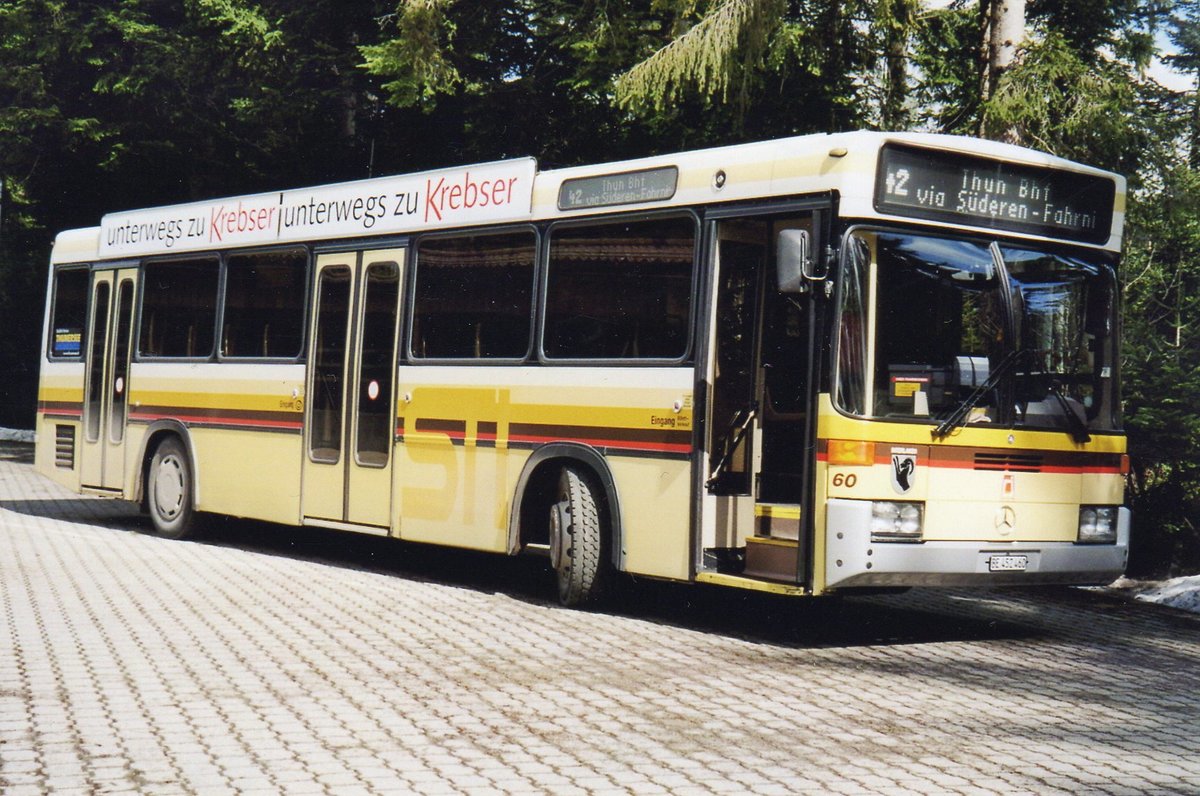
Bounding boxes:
613 0 783 113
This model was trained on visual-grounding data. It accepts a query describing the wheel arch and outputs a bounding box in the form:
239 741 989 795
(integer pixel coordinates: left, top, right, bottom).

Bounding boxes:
133 421 200 508
507 443 624 572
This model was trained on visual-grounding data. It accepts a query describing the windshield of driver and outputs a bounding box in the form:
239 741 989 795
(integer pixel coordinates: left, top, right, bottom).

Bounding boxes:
835 230 1119 433
999 246 1116 431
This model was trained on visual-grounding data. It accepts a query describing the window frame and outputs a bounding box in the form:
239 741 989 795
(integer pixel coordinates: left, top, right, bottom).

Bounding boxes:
405 224 540 365
46 265 93 361
216 245 312 364
831 223 1002 424
108 276 136 444
307 262 354 465
354 258 404 468
83 277 111 443
830 222 1123 432
537 210 700 366
136 253 223 362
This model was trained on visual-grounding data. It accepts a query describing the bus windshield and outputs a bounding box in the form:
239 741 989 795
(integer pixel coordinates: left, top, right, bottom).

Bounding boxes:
836 229 1119 434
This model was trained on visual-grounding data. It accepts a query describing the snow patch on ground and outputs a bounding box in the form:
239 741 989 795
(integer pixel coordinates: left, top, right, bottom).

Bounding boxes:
1108 575 1200 615
1130 575 1200 614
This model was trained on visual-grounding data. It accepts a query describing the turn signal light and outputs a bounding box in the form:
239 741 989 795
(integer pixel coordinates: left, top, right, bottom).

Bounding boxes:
828 439 875 466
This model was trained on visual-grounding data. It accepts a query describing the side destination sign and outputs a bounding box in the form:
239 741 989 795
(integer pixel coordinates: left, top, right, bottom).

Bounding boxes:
558 166 678 210
100 158 537 256
875 144 1116 244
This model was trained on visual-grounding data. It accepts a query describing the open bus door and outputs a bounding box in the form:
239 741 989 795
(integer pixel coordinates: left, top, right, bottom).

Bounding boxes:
302 248 406 532
701 208 828 589
79 266 138 493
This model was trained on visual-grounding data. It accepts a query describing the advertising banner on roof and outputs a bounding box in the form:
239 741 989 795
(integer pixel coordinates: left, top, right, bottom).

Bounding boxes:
99 157 537 257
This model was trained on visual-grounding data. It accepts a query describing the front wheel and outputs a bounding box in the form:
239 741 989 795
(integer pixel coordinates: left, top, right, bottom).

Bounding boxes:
147 437 197 539
548 465 606 607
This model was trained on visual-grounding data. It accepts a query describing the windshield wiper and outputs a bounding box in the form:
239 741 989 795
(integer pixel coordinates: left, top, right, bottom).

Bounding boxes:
932 349 1024 440
1048 383 1092 443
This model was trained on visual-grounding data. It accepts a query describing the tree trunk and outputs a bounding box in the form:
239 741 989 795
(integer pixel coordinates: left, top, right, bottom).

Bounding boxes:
982 0 1025 143
987 0 1025 96
881 0 911 130
1191 79 1200 169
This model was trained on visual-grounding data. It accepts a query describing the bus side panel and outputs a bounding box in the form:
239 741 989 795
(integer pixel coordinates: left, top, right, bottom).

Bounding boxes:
35 363 86 493
396 382 519 552
191 429 304 522
127 363 305 525
394 366 694 579
607 456 691 580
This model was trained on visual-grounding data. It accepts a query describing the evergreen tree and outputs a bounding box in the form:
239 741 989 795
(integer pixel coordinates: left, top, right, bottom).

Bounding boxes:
1120 3 1200 574
0 0 1197 575
605 0 878 135
1166 2 1200 166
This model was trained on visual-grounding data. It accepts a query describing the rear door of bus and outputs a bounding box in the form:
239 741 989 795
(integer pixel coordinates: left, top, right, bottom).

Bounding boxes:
301 248 406 531
80 266 138 492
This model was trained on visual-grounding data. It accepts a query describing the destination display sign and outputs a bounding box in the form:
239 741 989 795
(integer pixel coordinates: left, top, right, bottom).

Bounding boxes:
558 166 678 210
99 158 537 257
875 144 1116 244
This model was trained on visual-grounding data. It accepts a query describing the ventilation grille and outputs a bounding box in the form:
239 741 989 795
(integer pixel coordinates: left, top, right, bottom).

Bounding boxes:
55 425 75 469
974 452 1043 472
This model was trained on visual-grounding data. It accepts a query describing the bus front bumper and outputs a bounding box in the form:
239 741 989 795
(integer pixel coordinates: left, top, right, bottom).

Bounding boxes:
824 499 1130 590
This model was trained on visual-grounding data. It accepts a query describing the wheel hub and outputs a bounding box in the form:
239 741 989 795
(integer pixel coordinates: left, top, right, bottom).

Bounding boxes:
548 501 569 571
154 455 185 520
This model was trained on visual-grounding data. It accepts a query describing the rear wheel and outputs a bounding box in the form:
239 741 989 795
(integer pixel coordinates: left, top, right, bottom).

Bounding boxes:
548 465 606 607
147 437 196 539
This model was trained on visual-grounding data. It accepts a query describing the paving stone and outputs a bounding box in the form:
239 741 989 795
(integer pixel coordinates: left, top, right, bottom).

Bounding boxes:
1 439 1199 795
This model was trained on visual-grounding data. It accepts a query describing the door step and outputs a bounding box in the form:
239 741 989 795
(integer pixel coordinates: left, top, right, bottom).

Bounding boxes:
695 571 806 596
754 503 801 540
743 535 800 582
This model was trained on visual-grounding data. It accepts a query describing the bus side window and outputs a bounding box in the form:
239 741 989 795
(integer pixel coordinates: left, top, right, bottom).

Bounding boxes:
222 250 308 359
410 230 536 360
543 215 695 361
140 257 220 358
48 268 90 359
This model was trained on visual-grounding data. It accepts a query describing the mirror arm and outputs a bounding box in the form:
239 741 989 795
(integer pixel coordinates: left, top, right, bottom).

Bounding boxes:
805 244 835 282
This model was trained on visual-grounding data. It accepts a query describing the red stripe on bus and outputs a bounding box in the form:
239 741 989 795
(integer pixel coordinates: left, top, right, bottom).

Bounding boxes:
129 412 302 430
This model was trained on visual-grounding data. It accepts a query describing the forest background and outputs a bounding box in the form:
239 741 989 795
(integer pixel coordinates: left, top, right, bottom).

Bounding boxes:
1 0 1198 575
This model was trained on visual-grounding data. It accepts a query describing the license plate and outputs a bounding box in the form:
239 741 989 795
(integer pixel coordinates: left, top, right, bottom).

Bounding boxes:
988 554 1029 572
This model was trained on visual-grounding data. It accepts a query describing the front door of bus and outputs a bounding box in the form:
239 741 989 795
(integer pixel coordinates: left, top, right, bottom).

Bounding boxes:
704 213 822 586
302 248 405 531
80 267 138 492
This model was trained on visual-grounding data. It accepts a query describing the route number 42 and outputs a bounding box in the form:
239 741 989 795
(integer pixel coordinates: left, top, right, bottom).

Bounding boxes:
886 168 910 197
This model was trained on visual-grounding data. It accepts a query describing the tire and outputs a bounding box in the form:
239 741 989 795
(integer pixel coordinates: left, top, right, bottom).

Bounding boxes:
146 436 197 539
548 465 606 607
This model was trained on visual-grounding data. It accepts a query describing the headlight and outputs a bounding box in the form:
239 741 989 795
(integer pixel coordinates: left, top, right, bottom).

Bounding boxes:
870 501 924 543
1078 506 1118 544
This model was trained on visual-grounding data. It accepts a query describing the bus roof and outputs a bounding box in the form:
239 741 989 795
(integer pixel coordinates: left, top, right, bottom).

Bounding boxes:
51 131 1125 264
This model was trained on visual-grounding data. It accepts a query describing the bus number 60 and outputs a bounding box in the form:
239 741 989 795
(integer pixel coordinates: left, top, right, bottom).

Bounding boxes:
832 473 858 488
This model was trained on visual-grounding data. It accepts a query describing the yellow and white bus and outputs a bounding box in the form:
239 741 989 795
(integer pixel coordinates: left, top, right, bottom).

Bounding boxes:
35 131 1129 605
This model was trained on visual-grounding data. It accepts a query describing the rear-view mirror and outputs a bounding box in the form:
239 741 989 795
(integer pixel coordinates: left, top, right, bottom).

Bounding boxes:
777 229 822 293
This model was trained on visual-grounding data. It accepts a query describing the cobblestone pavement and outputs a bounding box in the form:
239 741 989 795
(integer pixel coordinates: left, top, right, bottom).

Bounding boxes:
2 442 1200 795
